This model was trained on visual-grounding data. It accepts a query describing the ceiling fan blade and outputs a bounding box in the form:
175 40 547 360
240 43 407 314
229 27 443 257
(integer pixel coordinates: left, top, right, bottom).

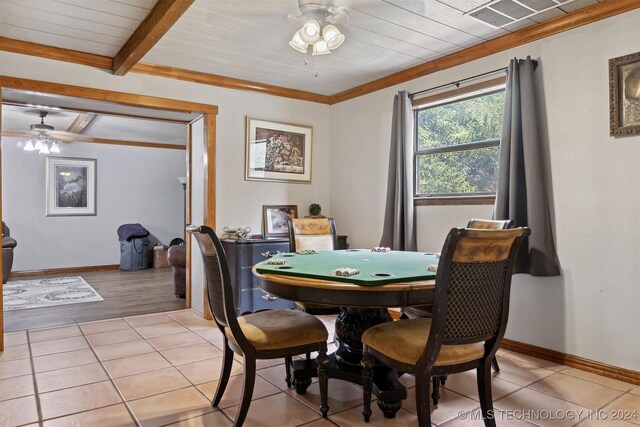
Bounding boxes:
327 6 349 26
50 131 87 142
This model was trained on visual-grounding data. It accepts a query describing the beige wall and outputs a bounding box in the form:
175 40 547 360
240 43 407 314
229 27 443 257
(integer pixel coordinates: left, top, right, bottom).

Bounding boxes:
330 10 640 371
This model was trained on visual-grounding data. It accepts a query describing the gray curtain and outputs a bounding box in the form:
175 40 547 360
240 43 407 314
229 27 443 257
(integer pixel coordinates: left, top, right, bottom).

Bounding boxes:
380 91 417 251
496 57 560 276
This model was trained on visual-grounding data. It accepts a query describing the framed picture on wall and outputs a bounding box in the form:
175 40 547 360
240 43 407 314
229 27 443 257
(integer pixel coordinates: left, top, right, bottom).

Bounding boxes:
262 205 298 237
245 117 312 183
609 51 640 136
46 157 97 216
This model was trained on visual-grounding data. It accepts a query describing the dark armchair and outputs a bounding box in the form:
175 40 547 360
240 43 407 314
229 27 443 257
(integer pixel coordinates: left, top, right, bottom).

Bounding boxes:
2 221 17 284
167 244 186 298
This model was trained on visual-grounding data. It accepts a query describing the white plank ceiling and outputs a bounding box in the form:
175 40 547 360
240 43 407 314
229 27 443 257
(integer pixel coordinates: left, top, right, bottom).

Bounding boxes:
0 0 603 95
2 102 187 145
0 0 157 56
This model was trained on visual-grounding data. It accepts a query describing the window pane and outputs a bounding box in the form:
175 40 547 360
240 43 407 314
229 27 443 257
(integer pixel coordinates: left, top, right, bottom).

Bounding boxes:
416 91 504 151
416 146 500 195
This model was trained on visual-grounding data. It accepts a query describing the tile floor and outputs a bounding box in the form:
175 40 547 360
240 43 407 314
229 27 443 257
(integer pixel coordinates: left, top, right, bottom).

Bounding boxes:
1 310 638 427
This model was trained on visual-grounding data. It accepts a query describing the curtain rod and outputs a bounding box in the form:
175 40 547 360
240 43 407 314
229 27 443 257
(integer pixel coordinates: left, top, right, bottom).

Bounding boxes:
409 60 538 99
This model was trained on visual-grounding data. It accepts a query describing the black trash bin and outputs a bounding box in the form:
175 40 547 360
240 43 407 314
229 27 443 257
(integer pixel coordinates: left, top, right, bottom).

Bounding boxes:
117 223 151 271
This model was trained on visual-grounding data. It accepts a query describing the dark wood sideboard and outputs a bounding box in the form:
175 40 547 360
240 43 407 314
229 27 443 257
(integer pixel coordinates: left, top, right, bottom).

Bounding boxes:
221 235 348 315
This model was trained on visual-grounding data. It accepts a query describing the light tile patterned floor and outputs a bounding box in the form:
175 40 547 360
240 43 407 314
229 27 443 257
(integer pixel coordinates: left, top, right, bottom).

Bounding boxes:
0 310 638 427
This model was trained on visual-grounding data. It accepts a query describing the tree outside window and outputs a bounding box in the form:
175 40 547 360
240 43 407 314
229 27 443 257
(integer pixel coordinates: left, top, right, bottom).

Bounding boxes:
414 88 505 198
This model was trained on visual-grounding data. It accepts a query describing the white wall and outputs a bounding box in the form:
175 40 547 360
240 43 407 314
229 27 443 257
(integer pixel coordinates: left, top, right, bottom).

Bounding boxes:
2 137 185 270
330 10 640 371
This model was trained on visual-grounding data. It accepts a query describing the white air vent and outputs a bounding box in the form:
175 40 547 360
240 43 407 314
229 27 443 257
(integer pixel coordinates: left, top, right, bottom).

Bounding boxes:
467 0 578 28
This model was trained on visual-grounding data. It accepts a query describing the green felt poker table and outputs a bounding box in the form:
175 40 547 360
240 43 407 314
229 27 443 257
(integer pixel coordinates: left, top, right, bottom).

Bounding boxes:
253 249 438 307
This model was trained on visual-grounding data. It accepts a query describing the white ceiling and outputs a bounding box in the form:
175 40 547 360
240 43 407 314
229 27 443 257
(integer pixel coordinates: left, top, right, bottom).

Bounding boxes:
0 0 602 96
1 102 188 145
0 0 156 56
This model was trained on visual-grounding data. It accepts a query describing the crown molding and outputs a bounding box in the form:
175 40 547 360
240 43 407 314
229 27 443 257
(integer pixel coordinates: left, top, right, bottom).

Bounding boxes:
0 37 113 69
131 62 331 104
328 0 640 104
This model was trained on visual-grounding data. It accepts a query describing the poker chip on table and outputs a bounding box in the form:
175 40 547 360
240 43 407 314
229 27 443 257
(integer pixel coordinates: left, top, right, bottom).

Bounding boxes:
330 267 360 277
371 247 391 253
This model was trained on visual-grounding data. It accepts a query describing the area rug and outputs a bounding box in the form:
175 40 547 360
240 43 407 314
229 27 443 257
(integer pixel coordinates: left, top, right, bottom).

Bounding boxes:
3 276 103 311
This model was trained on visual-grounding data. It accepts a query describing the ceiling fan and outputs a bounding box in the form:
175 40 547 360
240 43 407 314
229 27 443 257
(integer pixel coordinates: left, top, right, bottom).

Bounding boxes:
287 0 350 27
287 0 350 75
23 110 83 154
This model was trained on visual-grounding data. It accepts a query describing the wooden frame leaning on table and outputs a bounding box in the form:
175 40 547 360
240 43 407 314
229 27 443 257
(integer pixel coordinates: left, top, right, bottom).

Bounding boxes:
245 117 312 183
46 156 97 216
263 205 298 237
609 50 640 136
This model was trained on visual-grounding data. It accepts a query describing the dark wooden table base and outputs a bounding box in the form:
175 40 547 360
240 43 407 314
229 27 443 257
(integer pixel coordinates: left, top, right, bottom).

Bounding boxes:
289 307 406 418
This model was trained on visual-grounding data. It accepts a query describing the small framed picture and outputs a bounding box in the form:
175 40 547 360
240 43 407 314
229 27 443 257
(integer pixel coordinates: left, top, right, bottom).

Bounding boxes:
609 51 640 136
262 205 298 237
46 157 97 216
245 117 312 183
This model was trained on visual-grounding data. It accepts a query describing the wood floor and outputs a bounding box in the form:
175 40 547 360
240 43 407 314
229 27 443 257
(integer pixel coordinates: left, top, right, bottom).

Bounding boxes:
3 267 186 332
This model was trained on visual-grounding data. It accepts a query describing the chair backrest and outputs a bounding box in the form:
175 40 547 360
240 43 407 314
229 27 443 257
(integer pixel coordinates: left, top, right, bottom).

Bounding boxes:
186 225 241 334
424 227 529 365
289 218 337 252
467 218 514 230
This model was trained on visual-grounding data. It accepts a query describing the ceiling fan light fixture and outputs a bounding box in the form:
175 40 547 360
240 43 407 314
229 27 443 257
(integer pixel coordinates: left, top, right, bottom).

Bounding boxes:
39 141 50 155
322 24 345 50
289 30 308 53
300 19 321 44
24 139 35 152
50 141 60 154
312 39 331 56
34 138 44 152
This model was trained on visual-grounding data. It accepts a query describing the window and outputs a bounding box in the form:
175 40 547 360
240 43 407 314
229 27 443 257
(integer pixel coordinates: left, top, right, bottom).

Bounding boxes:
414 85 505 200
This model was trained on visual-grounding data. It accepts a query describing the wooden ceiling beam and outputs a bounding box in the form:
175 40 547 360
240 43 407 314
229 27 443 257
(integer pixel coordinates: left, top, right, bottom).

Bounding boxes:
67 112 96 134
112 0 194 76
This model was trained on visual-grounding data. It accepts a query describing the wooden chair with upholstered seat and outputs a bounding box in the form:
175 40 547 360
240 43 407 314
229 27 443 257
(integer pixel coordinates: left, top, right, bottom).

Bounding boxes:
187 225 331 426
288 218 340 314
403 218 515 374
361 227 529 427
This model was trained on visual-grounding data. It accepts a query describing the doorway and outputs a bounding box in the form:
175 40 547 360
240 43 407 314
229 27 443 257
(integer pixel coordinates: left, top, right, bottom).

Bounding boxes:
0 76 217 350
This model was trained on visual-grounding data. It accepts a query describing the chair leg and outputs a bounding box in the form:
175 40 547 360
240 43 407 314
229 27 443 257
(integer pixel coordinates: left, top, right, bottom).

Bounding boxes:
431 376 441 406
491 356 500 372
317 346 330 418
212 341 234 407
284 356 292 388
234 357 256 427
361 352 375 422
415 372 432 427
477 361 496 427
